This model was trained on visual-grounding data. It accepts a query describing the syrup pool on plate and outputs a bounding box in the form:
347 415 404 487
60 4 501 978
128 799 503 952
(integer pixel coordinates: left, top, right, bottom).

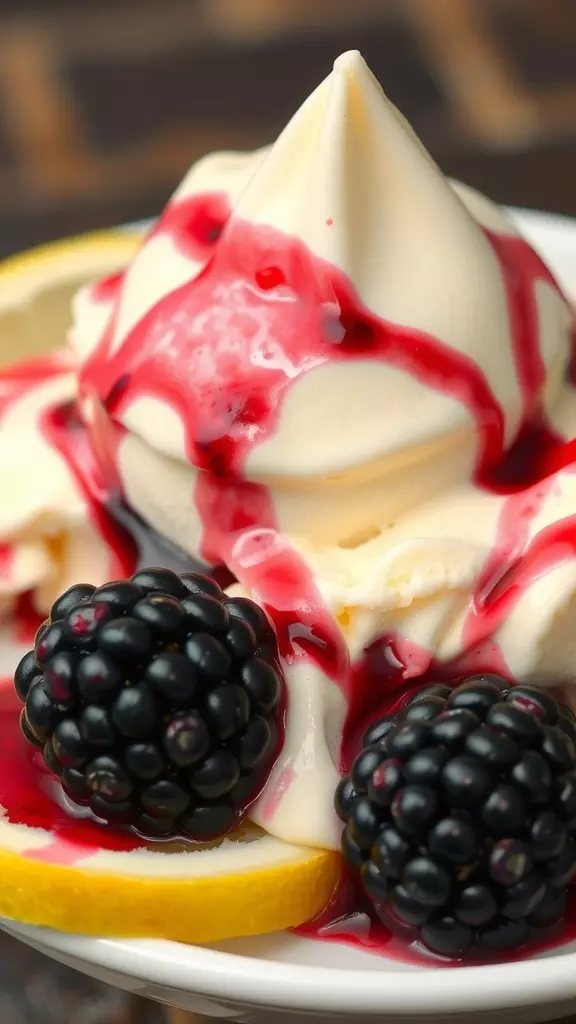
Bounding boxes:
296 870 576 967
0 684 144 865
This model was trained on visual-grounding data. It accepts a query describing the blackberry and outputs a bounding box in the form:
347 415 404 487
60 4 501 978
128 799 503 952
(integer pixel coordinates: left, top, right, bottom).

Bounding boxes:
225 596 278 659
336 676 576 959
16 569 283 842
50 583 96 622
14 650 40 702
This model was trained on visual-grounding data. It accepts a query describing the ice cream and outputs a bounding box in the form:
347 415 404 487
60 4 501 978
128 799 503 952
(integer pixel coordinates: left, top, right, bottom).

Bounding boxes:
0 231 140 624
66 50 575 850
1 51 576 864
0 352 126 621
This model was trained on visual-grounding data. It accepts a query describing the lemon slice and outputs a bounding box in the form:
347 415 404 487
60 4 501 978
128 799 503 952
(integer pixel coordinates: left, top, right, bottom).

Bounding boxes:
0 814 340 944
0 229 143 367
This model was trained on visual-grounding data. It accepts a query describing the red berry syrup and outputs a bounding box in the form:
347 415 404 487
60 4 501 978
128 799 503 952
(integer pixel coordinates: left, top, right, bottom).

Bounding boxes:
0 683 143 865
296 870 576 967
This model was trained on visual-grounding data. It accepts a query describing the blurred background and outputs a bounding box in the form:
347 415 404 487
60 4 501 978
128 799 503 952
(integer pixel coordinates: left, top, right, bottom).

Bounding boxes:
0 0 574 1021
0 0 576 258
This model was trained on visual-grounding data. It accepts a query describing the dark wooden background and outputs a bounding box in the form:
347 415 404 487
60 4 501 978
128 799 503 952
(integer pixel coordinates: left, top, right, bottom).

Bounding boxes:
0 0 575 259
0 1 575 1020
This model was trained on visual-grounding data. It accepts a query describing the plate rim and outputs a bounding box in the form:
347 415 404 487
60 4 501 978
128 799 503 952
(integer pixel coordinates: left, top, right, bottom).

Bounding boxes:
2 207 576 1016
3 916 576 1015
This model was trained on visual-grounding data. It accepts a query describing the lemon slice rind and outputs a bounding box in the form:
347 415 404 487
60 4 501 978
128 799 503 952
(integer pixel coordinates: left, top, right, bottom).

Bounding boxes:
0 230 143 306
0 820 340 944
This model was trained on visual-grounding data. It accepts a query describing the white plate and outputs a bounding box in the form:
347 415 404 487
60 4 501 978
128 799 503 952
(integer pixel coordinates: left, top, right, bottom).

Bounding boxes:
2 208 576 1022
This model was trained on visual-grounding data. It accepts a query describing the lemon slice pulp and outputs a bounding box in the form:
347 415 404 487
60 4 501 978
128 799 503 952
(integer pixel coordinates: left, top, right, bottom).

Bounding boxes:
0 229 142 367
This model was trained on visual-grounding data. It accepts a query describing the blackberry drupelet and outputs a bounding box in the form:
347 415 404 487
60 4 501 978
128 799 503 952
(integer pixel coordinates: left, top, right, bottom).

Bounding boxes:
17 568 282 841
336 675 576 958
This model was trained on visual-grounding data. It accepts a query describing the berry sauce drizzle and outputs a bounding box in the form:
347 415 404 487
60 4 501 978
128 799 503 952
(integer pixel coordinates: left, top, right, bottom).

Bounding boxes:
90 271 125 303
0 684 143 864
0 351 73 419
155 191 229 260
2 192 576 962
0 674 282 866
0 348 136 641
0 352 73 638
77 195 576 697
40 400 136 583
0 678 283 866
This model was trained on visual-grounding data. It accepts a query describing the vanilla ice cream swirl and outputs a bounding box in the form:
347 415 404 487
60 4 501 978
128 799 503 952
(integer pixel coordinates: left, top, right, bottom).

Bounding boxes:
55 51 576 849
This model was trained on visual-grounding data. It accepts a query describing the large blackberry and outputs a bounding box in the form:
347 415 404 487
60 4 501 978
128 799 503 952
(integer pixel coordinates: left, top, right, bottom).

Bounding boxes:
16 568 282 841
336 675 576 958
